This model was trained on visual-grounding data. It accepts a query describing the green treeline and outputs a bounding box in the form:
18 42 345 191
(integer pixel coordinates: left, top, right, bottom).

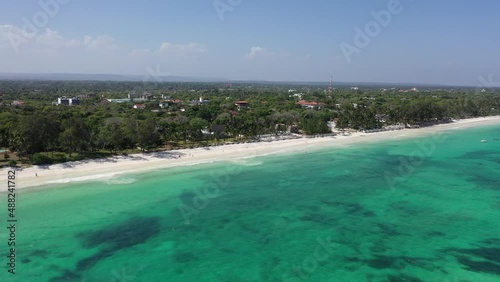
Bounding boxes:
0 80 498 165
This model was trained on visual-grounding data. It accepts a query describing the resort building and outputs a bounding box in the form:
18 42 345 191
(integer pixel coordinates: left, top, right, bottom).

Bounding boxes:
235 101 250 110
57 97 80 106
297 100 325 109
199 97 210 105
165 99 183 105
107 97 149 103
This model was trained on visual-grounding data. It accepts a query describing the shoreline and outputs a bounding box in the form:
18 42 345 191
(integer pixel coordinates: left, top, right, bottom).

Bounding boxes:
1 115 499 192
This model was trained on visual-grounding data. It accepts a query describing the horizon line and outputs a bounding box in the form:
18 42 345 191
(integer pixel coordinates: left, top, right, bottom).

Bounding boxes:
0 72 489 88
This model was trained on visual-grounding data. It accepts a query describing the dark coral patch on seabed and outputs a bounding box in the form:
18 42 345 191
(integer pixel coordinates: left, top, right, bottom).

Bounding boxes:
49 216 162 281
445 244 500 275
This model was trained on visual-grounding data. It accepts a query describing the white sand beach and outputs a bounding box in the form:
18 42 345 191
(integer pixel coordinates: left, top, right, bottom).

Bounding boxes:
1 115 499 191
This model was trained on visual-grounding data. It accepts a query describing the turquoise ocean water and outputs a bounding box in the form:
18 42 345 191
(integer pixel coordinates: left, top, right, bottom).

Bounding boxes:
1 124 500 282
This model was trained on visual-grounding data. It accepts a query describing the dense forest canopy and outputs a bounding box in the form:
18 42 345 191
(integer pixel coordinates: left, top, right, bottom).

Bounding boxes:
0 80 499 166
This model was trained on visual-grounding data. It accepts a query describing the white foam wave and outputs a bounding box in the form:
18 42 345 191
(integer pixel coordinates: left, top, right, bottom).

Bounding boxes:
46 173 118 185
105 177 138 185
231 159 264 166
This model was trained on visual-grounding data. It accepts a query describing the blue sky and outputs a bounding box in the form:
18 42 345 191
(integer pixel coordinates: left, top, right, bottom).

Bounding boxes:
1 0 499 85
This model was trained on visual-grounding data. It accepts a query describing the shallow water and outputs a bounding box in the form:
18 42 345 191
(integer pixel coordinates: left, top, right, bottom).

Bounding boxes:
1 125 499 281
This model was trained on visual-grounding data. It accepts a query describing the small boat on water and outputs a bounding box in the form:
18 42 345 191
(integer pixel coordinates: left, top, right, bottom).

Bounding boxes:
481 139 488 143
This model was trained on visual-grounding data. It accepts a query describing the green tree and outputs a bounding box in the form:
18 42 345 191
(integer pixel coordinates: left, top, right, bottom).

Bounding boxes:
300 110 330 134
189 117 208 141
137 118 160 151
59 117 89 157
97 118 125 152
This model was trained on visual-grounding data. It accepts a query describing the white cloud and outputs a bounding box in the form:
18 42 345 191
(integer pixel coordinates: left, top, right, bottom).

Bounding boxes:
0 25 119 53
0 25 32 49
129 49 152 56
0 24 211 76
245 46 273 58
36 28 80 48
83 36 92 45
83 35 117 50
0 25 18 45
0 25 83 55
158 42 207 57
299 54 312 60
244 47 299 61
128 42 207 58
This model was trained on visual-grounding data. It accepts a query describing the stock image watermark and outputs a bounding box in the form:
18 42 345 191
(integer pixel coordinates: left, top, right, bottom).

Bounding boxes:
475 74 500 94
110 267 136 282
178 162 243 224
282 235 336 282
8 0 71 54
6 169 17 275
384 131 448 190
213 0 243 21
142 64 170 84
340 0 411 63
178 145 261 224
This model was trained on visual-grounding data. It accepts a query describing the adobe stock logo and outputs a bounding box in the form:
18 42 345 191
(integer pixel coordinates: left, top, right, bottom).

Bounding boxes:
281 235 336 282
472 73 500 95
213 0 243 21
340 0 411 63
478 74 500 89
143 64 170 85
8 0 71 54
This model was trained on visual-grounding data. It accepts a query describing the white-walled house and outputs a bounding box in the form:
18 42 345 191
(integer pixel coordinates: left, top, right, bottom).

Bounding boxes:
57 97 80 106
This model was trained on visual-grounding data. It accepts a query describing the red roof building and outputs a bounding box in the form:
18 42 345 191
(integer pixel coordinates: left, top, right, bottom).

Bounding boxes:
297 100 325 109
